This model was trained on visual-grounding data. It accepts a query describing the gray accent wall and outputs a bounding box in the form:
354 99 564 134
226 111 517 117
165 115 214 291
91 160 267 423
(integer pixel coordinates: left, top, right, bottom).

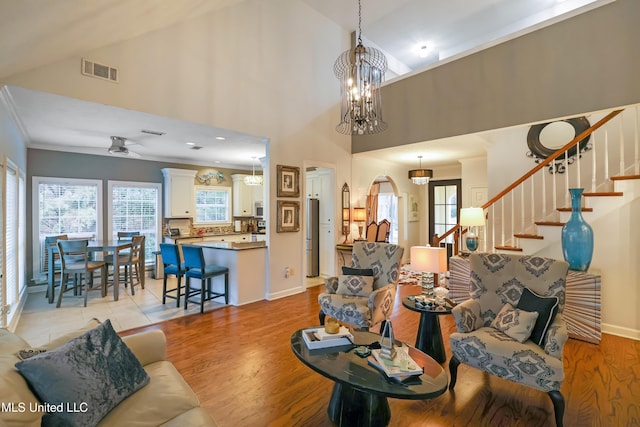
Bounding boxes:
27 148 250 280
353 0 640 153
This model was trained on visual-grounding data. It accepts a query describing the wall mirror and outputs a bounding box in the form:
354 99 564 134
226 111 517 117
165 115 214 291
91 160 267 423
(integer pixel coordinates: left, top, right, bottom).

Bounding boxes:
341 183 350 239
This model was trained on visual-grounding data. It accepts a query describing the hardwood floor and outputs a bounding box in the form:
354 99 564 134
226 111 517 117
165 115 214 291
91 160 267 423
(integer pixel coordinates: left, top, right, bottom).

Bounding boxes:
121 283 640 427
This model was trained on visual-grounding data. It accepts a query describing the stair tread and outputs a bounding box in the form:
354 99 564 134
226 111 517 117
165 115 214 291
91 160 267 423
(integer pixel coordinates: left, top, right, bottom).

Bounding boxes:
514 234 544 239
495 245 523 252
557 207 593 212
583 192 623 197
535 221 565 226
611 175 640 181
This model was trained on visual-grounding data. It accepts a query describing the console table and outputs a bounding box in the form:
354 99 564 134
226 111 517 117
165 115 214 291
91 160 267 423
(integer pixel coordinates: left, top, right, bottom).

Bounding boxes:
448 255 602 343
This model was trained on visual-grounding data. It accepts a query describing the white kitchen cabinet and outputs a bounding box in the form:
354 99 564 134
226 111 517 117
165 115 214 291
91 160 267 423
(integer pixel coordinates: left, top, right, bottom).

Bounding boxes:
202 233 250 243
162 168 196 218
232 174 253 217
306 171 334 224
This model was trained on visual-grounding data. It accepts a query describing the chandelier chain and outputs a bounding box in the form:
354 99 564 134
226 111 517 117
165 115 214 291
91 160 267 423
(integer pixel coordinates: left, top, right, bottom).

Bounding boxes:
357 0 362 45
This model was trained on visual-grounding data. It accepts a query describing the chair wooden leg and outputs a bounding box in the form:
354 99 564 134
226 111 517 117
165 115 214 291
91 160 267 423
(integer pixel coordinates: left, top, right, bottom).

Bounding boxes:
224 273 229 304
548 390 565 427
176 275 182 307
162 275 168 304
449 355 460 391
184 277 190 310
319 309 326 325
83 274 89 307
56 273 68 308
200 279 206 314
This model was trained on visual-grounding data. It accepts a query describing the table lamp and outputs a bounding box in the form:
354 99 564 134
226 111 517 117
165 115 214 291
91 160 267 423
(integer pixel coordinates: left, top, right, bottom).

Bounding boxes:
460 207 485 253
353 207 366 240
410 246 448 297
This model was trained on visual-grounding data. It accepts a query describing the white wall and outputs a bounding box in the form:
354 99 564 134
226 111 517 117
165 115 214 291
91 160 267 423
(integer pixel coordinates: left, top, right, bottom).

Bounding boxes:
3 0 351 299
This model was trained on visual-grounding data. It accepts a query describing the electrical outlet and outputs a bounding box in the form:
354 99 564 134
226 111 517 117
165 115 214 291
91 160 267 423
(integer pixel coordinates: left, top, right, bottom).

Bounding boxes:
284 267 290 278
290 268 295 276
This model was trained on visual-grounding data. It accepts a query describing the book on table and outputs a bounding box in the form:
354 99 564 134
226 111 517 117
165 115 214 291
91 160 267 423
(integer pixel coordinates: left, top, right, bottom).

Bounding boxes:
367 345 423 379
302 327 354 350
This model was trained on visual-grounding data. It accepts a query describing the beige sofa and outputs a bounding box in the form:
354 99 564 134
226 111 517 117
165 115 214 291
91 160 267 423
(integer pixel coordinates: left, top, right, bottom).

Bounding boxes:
0 321 217 426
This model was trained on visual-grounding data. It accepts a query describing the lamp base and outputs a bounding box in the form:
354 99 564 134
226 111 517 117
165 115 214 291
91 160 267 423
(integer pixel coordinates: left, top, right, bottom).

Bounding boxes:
420 272 434 297
466 235 479 252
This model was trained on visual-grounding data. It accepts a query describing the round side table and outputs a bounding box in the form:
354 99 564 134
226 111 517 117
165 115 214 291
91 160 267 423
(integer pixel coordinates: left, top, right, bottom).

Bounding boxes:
401 295 453 363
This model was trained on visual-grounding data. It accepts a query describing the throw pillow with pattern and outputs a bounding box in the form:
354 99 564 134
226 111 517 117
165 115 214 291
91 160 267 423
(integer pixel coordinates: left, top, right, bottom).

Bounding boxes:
336 274 374 297
491 303 539 343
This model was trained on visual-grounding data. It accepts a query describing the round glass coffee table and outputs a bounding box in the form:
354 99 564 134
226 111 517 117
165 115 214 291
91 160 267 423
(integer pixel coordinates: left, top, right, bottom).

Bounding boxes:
290 329 447 427
401 295 453 363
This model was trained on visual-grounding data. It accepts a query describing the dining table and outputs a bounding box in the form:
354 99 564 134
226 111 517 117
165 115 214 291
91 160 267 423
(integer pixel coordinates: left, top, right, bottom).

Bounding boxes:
47 239 143 303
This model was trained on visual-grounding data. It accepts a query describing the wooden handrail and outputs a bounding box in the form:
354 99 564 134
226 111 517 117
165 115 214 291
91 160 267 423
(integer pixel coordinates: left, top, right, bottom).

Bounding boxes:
482 109 623 210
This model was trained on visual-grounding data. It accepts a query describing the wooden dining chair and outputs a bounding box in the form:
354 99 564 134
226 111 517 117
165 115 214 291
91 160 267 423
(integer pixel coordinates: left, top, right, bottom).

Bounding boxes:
181 245 229 313
376 219 391 243
56 239 107 308
105 235 145 295
365 222 378 242
44 234 68 301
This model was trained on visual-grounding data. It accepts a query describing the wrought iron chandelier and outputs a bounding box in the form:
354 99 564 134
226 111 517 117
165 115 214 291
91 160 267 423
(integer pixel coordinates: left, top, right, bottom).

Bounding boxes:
408 156 433 185
244 157 263 186
334 0 388 135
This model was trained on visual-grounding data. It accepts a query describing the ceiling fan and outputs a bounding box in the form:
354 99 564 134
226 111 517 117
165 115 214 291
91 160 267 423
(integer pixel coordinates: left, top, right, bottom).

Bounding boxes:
107 136 141 158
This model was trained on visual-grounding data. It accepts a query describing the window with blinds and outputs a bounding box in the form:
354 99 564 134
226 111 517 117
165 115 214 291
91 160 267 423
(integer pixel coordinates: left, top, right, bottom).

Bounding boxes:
108 181 161 264
33 177 102 280
5 164 17 314
195 186 231 223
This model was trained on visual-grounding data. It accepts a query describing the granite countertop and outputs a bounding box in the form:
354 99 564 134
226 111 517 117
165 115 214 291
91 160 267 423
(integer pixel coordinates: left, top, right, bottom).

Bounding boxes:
194 241 267 251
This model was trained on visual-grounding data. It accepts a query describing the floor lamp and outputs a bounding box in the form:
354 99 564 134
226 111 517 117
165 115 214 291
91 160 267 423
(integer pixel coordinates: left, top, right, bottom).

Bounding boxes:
410 246 448 298
460 207 485 253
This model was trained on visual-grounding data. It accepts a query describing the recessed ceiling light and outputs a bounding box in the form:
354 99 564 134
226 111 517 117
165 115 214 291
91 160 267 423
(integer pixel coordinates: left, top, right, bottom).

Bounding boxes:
185 142 195 146
214 160 221 164
417 44 430 58
215 136 226 140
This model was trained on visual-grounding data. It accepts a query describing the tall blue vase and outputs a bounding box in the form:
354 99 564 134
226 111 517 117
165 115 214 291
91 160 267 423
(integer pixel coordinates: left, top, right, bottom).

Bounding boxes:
561 188 594 271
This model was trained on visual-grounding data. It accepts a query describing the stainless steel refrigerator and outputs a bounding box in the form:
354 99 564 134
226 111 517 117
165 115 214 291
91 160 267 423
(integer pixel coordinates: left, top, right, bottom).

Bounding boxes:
306 198 319 277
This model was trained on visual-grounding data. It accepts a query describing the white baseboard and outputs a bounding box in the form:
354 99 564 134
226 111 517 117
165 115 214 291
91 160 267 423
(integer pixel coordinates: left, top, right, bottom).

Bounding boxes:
602 323 640 341
267 286 305 301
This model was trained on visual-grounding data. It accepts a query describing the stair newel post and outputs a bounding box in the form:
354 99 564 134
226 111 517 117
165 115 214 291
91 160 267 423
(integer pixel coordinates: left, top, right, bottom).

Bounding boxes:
552 156 557 213
604 129 610 180
490 204 496 253
565 150 570 208
542 168 547 219
520 183 525 233
510 191 514 245
531 176 535 228
500 198 505 247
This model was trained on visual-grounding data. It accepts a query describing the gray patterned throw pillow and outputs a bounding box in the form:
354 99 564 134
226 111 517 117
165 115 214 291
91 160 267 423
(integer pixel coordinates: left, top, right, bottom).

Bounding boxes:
15 319 149 427
491 303 539 343
336 274 374 297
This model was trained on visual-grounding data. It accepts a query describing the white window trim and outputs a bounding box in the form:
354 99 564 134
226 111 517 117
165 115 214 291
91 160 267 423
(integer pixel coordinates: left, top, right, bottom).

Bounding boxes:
193 185 232 226
31 176 103 281
107 180 162 243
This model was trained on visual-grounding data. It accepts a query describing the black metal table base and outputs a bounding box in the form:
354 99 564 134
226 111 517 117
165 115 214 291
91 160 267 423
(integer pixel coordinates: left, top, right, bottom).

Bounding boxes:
328 383 390 427
416 313 446 363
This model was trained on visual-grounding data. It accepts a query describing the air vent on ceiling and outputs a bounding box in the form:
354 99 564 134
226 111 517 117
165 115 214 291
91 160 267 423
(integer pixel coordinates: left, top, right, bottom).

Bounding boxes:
190 146 203 150
81 58 118 83
141 129 166 136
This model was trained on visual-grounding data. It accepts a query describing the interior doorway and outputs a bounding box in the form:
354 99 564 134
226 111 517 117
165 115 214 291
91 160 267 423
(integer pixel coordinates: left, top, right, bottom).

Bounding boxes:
367 176 399 244
303 165 335 283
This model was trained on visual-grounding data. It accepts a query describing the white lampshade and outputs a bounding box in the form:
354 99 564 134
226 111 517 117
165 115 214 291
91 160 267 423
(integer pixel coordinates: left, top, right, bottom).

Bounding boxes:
353 207 366 222
460 207 485 227
410 246 448 274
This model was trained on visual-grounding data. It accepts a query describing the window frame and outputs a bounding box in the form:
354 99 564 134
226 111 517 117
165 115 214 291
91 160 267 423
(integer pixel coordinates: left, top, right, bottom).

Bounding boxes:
428 179 462 245
31 176 103 281
107 180 162 265
193 185 232 225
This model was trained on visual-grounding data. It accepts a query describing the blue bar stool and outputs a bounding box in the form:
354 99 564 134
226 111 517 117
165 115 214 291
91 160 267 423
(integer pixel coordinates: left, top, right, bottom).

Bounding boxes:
159 243 186 307
181 245 229 313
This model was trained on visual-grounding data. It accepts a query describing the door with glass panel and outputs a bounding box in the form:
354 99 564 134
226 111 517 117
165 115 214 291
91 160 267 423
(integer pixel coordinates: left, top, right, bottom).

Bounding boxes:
428 179 461 246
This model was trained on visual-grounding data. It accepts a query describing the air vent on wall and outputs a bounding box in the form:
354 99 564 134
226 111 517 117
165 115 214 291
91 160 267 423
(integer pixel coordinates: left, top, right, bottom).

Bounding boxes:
81 58 118 83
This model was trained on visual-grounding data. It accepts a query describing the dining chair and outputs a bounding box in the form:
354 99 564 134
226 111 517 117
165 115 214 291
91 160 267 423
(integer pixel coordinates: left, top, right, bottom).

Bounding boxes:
365 222 378 242
44 234 68 301
376 219 391 243
56 239 107 308
159 243 185 307
181 245 229 313
105 235 145 295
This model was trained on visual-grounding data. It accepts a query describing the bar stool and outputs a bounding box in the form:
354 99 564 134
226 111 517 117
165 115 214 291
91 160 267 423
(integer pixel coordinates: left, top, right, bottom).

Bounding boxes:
56 239 107 308
159 243 185 307
181 245 229 313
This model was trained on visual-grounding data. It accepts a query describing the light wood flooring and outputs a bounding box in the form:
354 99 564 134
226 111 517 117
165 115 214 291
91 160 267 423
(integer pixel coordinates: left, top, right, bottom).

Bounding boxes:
122 282 640 427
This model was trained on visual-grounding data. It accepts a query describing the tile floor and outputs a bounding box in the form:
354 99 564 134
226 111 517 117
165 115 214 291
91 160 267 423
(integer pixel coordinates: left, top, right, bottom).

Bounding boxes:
16 274 327 347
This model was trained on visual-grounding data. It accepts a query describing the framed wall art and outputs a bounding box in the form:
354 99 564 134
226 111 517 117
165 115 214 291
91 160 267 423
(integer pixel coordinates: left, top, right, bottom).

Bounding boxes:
276 200 300 232
277 165 300 198
408 194 419 222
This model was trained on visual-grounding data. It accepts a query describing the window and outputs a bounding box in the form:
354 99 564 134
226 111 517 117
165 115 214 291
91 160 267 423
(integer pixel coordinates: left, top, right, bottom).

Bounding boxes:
32 177 102 280
377 192 398 244
2 159 26 328
429 179 461 244
194 186 231 224
108 181 161 264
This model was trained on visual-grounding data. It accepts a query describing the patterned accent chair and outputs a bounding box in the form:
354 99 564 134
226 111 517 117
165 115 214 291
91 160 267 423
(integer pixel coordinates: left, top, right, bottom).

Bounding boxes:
449 253 569 427
318 242 404 330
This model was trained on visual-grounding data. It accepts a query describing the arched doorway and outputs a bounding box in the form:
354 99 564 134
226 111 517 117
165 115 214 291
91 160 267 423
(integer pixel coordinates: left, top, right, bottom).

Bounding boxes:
367 176 399 244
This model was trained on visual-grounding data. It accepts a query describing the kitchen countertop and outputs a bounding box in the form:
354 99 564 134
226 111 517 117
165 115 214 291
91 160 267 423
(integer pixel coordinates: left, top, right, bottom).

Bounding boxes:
194 241 267 250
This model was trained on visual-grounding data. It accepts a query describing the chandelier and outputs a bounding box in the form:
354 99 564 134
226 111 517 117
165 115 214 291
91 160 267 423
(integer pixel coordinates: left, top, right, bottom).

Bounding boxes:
408 156 433 185
244 157 263 186
334 0 388 135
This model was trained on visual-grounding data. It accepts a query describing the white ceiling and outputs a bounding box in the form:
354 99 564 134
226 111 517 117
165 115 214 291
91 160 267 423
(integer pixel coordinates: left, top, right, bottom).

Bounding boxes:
0 0 606 169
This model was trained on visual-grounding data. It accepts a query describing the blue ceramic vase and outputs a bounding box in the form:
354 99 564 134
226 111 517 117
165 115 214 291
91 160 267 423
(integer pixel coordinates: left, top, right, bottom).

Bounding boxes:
561 188 594 271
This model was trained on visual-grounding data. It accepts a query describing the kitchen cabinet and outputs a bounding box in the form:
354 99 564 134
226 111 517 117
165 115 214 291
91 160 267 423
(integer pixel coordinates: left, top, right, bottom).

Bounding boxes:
306 171 334 224
319 224 333 276
232 174 253 217
202 233 251 243
162 168 196 218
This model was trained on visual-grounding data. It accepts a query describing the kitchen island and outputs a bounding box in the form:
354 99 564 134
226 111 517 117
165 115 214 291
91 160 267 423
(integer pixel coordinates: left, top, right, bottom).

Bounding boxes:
185 241 267 306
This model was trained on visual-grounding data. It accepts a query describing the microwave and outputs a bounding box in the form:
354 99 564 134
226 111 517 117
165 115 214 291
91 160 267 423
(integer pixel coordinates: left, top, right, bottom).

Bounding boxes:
254 202 264 218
